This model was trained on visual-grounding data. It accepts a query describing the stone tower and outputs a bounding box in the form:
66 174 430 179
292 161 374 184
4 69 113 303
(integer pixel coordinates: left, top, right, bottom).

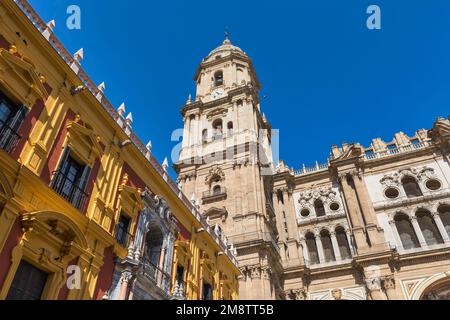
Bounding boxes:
174 35 283 299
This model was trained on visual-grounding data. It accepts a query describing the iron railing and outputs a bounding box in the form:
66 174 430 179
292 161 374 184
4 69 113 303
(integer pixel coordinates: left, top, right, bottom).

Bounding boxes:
0 119 21 154
141 257 171 293
114 226 133 248
50 170 89 212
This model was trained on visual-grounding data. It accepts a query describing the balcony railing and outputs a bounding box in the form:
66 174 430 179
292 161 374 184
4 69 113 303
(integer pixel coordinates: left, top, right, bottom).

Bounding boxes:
202 187 227 200
115 226 133 248
364 142 428 161
50 170 90 212
0 119 21 154
141 257 171 293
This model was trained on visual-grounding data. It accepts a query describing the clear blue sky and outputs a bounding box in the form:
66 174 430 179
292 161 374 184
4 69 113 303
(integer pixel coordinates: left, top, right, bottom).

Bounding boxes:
28 0 450 175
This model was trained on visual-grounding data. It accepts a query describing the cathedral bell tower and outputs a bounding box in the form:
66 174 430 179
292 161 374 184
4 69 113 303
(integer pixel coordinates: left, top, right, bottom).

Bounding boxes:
174 35 283 300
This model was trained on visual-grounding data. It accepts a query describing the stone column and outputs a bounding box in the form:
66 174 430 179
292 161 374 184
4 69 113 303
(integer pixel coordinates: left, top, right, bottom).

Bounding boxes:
410 216 428 248
182 115 191 148
345 229 356 256
382 276 398 300
339 173 368 251
158 247 167 287
389 220 404 250
315 234 325 264
299 237 309 266
283 188 303 263
365 269 386 300
352 173 386 247
330 231 342 261
352 174 376 225
119 271 132 300
432 212 450 243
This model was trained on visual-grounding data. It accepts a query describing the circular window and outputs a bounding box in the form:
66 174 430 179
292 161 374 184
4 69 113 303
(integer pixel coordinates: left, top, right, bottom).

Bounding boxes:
385 188 400 199
300 209 310 217
426 179 442 191
330 203 340 211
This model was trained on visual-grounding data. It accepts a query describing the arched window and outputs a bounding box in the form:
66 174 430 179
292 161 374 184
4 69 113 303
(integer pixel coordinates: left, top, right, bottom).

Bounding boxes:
305 233 319 265
202 129 208 144
394 213 420 249
402 176 423 198
335 227 351 259
227 121 233 135
146 225 164 266
320 230 336 262
438 205 450 238
416 209 444 245
237 68 245 85
214 71 223 87
212 119 223 139
213 185 222 196
314 199 326 217
276 190 284 205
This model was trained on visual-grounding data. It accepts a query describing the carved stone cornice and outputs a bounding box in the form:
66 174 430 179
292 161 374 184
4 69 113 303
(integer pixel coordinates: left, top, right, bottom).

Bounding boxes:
285 288 308 300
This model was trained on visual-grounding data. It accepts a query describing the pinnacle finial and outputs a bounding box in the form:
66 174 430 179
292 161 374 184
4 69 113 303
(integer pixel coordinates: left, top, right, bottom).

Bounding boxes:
118 102 126 116
162 157 169 171
223 28 231 44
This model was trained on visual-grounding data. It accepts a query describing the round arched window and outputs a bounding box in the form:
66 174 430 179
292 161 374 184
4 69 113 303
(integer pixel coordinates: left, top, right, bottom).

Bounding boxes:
330 203 340 211
385 187 400 199
300 209 310 217
425 179 442 191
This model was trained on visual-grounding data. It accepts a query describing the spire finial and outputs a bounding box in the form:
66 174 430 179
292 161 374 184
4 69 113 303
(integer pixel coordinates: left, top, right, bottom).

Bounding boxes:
223 28 231 44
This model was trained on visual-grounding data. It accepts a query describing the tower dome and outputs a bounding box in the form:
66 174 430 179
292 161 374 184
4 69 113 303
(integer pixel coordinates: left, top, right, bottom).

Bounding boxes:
205 34 245 62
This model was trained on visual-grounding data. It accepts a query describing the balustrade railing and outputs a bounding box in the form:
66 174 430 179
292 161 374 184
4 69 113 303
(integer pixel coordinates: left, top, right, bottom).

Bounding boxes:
141 257 171 293
202 187 227 199
50 170 89 212
364 142 428 160
0 119 21 154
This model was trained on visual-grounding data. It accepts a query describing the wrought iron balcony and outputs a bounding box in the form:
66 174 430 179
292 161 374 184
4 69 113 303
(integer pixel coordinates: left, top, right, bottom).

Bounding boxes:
50 170 89 212
141 257 171 293
114 226 133 248
0 119 21 154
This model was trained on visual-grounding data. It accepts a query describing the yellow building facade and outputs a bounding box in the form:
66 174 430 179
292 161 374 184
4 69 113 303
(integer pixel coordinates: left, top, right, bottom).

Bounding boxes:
0 0 239 300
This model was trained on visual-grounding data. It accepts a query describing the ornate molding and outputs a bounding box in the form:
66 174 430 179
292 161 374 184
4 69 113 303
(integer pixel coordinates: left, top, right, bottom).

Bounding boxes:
205 166 225 185
380 166 437 187
286 288 308 300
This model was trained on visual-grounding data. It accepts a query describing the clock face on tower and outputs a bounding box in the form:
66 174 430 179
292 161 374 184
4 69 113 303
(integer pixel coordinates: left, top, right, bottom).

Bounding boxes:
212 88 225 100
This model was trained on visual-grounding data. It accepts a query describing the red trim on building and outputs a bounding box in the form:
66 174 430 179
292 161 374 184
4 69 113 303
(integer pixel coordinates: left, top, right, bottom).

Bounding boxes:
111 162 147 233
176 220 191 242
121 162 146 190
0 216 23 290
11 99 45 159
40 109 75 184
57 257 79 300
93 246 115 300
0 34 10 50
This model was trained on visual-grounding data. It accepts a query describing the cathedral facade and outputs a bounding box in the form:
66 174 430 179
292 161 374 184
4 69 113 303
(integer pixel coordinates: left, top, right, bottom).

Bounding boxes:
175 36 450 300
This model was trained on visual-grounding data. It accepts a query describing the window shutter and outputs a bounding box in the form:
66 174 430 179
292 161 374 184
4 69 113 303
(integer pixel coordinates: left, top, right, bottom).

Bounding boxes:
58 147 71 174
7 104 29 132
78 165 91 191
